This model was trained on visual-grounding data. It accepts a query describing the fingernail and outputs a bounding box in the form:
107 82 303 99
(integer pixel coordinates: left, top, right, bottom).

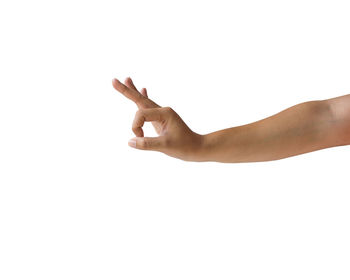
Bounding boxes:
113 78 119 83
128 139 136 148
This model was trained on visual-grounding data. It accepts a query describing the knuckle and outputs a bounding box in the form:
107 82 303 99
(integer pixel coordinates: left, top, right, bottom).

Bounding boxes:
136 94 145 103
163 106 173 113
119 83 127 93
134 109 145 122
135 109 143 117
139 138 147 149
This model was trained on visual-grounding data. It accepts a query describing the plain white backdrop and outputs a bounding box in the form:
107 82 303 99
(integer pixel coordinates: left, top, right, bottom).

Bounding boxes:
0 0 349 279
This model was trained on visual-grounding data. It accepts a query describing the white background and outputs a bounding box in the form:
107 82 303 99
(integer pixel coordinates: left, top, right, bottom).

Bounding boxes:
0 0 349 279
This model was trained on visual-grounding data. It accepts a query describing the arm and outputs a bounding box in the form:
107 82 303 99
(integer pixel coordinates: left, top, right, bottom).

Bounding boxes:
113 77 350 163
200 98 347 162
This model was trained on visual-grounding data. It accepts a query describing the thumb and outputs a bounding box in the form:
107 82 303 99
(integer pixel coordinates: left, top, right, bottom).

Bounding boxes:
128 137 164 151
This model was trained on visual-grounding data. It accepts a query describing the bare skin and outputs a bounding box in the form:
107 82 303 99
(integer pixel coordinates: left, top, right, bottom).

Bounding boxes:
112 77 350 163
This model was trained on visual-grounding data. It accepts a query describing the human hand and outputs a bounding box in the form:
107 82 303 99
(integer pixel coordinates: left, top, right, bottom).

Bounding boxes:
112 77 204 161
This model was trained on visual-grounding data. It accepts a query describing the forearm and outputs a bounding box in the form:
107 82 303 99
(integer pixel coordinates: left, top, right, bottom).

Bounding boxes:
199 100 337 163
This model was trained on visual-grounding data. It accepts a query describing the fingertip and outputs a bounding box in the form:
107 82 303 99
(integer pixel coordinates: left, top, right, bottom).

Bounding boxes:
140 88 148 97
112 78 129 94
128 138 137 148
112 78 120 88
132 126 144 138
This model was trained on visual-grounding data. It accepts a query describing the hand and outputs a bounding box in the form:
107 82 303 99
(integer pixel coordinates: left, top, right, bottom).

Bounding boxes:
112 77 204 161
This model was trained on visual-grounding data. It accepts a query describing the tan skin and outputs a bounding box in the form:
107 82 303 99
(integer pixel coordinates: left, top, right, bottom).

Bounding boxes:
113 77 350 163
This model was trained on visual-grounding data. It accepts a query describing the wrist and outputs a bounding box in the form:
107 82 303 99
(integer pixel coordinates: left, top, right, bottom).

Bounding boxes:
194 132 216 162
196 128 240 163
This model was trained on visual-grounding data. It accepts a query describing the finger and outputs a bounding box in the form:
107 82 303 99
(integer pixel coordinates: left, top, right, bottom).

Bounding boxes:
112 78 143 104
125 77 149 100
124 77 138 92
128 136 165 151
132 107 169 137
140 88 148 98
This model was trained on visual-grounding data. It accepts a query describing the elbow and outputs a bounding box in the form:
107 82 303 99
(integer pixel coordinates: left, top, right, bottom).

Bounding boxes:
324 95 350 147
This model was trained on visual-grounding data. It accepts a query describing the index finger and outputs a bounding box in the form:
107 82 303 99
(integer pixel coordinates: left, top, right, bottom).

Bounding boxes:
112 78 143 104
132 107 168 137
